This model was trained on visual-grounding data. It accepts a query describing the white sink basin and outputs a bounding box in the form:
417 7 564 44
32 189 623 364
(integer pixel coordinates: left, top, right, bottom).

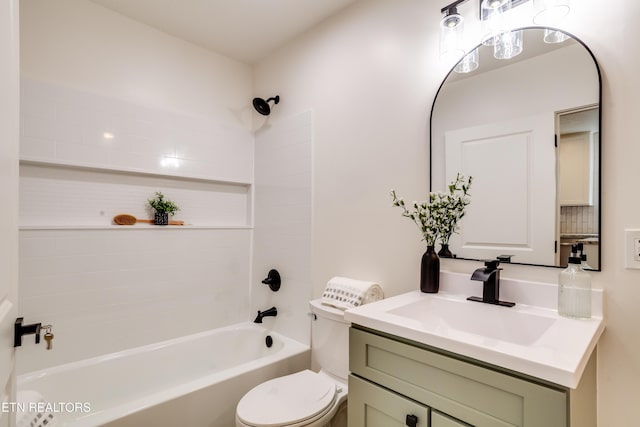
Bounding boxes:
387 295 556 346
344 271 605 389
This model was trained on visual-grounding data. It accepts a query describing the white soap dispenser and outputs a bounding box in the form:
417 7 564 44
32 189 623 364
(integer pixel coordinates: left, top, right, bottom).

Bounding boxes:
558 245 592 319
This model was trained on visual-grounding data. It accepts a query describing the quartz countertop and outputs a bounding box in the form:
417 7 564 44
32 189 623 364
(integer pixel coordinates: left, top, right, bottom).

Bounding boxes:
344 271 605 389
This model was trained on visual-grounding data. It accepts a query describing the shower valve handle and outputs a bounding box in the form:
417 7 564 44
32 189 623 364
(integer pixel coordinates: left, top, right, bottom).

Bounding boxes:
261 269 281 292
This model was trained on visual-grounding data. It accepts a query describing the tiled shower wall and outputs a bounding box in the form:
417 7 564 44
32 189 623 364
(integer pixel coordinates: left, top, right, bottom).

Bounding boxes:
252 111 313 345
18 228 251 373
17 80 254 374
20 78 253 181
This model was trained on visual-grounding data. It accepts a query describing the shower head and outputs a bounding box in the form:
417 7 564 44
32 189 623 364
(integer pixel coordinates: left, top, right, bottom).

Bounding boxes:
252 95 280 116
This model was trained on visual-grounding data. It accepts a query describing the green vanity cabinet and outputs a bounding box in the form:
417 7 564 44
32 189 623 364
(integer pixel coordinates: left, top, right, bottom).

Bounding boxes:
349 374 430 426
348 326 597 427
431 411 471 427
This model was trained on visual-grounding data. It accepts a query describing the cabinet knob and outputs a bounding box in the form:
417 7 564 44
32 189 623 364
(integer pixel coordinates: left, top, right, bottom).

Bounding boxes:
405 414 418 427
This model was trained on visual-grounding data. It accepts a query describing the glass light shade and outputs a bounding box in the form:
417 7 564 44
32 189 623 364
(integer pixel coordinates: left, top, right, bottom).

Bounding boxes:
454 49 480 74
481 0 511 46
543 28 569 44
439 10 465 61
494 30 523 60
533 0 570 25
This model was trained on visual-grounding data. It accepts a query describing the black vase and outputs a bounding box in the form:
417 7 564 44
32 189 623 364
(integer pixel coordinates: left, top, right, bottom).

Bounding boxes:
420 245 440 293
154 212 169 225
438 243 453 258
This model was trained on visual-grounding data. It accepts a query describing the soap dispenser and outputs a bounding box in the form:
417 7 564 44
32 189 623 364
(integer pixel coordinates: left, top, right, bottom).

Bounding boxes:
577 243 593 270
558 245 592 319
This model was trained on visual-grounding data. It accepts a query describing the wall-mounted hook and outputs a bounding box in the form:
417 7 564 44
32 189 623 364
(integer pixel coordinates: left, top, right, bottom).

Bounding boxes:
14 317 41 347
261 269 281 292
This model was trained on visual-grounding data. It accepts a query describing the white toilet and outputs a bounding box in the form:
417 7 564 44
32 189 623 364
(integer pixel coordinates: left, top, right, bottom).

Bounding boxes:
235 299 349 427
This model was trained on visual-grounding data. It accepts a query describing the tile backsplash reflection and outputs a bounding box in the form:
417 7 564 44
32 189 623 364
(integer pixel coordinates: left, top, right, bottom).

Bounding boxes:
560 205 598 235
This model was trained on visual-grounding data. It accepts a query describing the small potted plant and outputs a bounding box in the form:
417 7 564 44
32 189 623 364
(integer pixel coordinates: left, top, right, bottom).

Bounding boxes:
147 191 180 225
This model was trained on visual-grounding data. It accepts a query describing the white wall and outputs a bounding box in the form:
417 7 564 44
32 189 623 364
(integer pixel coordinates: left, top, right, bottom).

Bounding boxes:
19 0 252 124
254 0 640 424
255 0 436 295
17 0 255 372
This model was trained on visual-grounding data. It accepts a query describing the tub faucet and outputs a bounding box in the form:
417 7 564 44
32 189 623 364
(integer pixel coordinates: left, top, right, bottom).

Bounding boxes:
254 307 278 323
467 260 515 307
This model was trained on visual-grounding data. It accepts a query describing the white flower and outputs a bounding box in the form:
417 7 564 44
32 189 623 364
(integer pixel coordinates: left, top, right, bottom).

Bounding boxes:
390 173 472 247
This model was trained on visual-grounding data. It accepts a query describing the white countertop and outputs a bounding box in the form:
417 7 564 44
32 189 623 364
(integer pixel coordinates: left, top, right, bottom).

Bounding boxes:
344 271 605 389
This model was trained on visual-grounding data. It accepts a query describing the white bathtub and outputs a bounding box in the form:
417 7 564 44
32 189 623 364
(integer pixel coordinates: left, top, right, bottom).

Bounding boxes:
17 323 310 427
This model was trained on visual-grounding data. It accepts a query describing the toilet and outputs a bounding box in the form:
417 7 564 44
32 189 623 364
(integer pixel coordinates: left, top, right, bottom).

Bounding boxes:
235 299 349 427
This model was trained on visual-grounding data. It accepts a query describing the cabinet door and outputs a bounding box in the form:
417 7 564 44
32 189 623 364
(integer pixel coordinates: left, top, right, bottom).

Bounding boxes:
349 375 430 427
350 327 567 427
432 410 472 427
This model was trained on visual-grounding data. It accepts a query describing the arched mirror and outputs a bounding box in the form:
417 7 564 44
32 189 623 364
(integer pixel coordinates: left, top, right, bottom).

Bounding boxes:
430 27 601 270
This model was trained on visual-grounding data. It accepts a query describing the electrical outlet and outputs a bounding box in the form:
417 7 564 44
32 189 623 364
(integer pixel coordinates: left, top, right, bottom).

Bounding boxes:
624 229 640 269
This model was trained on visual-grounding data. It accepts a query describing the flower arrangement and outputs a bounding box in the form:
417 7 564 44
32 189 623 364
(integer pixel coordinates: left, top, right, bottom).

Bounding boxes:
390 173 472 249
147 192 180 216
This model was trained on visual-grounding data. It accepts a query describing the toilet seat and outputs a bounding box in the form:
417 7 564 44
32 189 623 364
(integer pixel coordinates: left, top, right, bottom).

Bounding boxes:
236 370 337 427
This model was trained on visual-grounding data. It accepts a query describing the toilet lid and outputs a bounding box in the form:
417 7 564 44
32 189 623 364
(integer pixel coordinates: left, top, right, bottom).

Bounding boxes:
236 370 337 427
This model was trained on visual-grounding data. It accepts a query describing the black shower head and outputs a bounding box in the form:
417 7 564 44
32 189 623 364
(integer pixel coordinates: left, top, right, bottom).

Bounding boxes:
252 95 280 116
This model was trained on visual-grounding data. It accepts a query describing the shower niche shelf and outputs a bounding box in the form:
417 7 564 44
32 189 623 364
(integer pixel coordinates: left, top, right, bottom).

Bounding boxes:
19 161 253 229
19 225 253 230
19 158 252 186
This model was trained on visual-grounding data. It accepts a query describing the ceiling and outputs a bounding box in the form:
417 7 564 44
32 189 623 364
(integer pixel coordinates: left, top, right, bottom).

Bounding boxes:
88 0 359 64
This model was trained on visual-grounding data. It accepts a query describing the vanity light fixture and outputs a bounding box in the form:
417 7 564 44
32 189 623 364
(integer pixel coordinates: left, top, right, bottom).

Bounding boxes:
440 0 571 67
480 0 511 46
439 0 468 61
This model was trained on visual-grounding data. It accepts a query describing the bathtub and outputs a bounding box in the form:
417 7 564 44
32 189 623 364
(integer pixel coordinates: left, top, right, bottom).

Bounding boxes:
17 323 310 427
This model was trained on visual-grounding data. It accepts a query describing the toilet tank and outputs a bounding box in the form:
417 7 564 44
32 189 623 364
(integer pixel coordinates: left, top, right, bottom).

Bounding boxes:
309 299 350 381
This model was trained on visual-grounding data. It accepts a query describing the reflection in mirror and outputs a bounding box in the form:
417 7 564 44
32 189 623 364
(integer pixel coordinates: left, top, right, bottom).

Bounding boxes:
430 27 601 270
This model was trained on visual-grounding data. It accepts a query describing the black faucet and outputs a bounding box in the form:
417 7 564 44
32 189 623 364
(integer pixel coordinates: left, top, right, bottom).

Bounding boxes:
254 307 278 323
467 260 515 307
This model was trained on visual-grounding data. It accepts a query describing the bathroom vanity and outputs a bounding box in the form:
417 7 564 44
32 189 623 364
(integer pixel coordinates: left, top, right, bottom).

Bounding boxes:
344 271 604 427
349 326 595 427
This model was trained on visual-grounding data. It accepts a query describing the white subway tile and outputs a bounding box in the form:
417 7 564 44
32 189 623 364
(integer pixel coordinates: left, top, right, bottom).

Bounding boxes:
20 136 56 159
